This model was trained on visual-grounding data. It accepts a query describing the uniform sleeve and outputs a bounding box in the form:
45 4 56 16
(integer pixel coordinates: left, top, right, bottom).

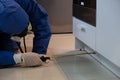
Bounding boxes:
15 0 51 54
0 51 16 67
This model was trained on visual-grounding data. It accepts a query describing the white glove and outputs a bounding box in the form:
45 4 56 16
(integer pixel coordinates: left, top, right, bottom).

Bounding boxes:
13 53 42 67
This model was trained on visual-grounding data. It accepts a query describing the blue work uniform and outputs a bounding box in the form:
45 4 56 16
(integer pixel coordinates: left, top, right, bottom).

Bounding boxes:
0 0 51 67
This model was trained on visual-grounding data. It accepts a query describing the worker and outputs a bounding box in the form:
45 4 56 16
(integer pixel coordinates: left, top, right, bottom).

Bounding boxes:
0 0 51 67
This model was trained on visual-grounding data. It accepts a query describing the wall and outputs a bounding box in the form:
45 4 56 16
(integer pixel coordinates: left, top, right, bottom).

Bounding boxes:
37 0 73 33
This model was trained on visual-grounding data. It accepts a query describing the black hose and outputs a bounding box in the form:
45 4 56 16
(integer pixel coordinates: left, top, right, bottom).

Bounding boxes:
16 42 24 53
16 37 27 53
23 37 27 53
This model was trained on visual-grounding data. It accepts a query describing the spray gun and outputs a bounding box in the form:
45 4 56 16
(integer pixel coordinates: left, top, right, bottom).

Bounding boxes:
11 36 51 62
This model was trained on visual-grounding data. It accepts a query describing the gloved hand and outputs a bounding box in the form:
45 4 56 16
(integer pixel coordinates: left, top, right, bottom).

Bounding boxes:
13 53 42 67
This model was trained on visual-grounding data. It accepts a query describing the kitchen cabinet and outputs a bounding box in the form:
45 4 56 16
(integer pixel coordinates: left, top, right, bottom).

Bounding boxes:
73 0 120 77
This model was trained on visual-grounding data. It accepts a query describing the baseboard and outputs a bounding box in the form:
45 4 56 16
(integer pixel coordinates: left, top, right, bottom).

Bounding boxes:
90 52 120 78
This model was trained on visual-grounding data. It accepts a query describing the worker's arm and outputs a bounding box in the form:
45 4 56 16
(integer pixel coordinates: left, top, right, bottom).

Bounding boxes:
0 51 42 68
15 0 52 54
0 51 16 67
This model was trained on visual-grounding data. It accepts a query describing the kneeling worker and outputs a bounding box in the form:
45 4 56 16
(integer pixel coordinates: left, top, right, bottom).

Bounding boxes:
0 0 51 67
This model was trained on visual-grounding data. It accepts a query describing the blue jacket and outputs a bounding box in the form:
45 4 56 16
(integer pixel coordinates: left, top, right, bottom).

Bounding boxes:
0 0 51 67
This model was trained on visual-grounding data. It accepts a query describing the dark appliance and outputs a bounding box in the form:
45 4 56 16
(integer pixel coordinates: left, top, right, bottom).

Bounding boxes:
73 0 96 26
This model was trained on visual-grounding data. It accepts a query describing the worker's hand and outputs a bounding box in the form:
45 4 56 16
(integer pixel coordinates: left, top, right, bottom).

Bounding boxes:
14 52 42 67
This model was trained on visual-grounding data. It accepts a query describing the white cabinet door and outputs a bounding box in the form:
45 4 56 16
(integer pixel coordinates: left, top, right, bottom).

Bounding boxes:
73 17 96 50
96 0 120 67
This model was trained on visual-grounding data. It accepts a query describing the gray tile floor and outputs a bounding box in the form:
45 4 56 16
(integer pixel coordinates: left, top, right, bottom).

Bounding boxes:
55 50 120 80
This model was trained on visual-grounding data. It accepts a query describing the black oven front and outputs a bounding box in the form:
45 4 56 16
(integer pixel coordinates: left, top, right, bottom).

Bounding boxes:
73 0 96 27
